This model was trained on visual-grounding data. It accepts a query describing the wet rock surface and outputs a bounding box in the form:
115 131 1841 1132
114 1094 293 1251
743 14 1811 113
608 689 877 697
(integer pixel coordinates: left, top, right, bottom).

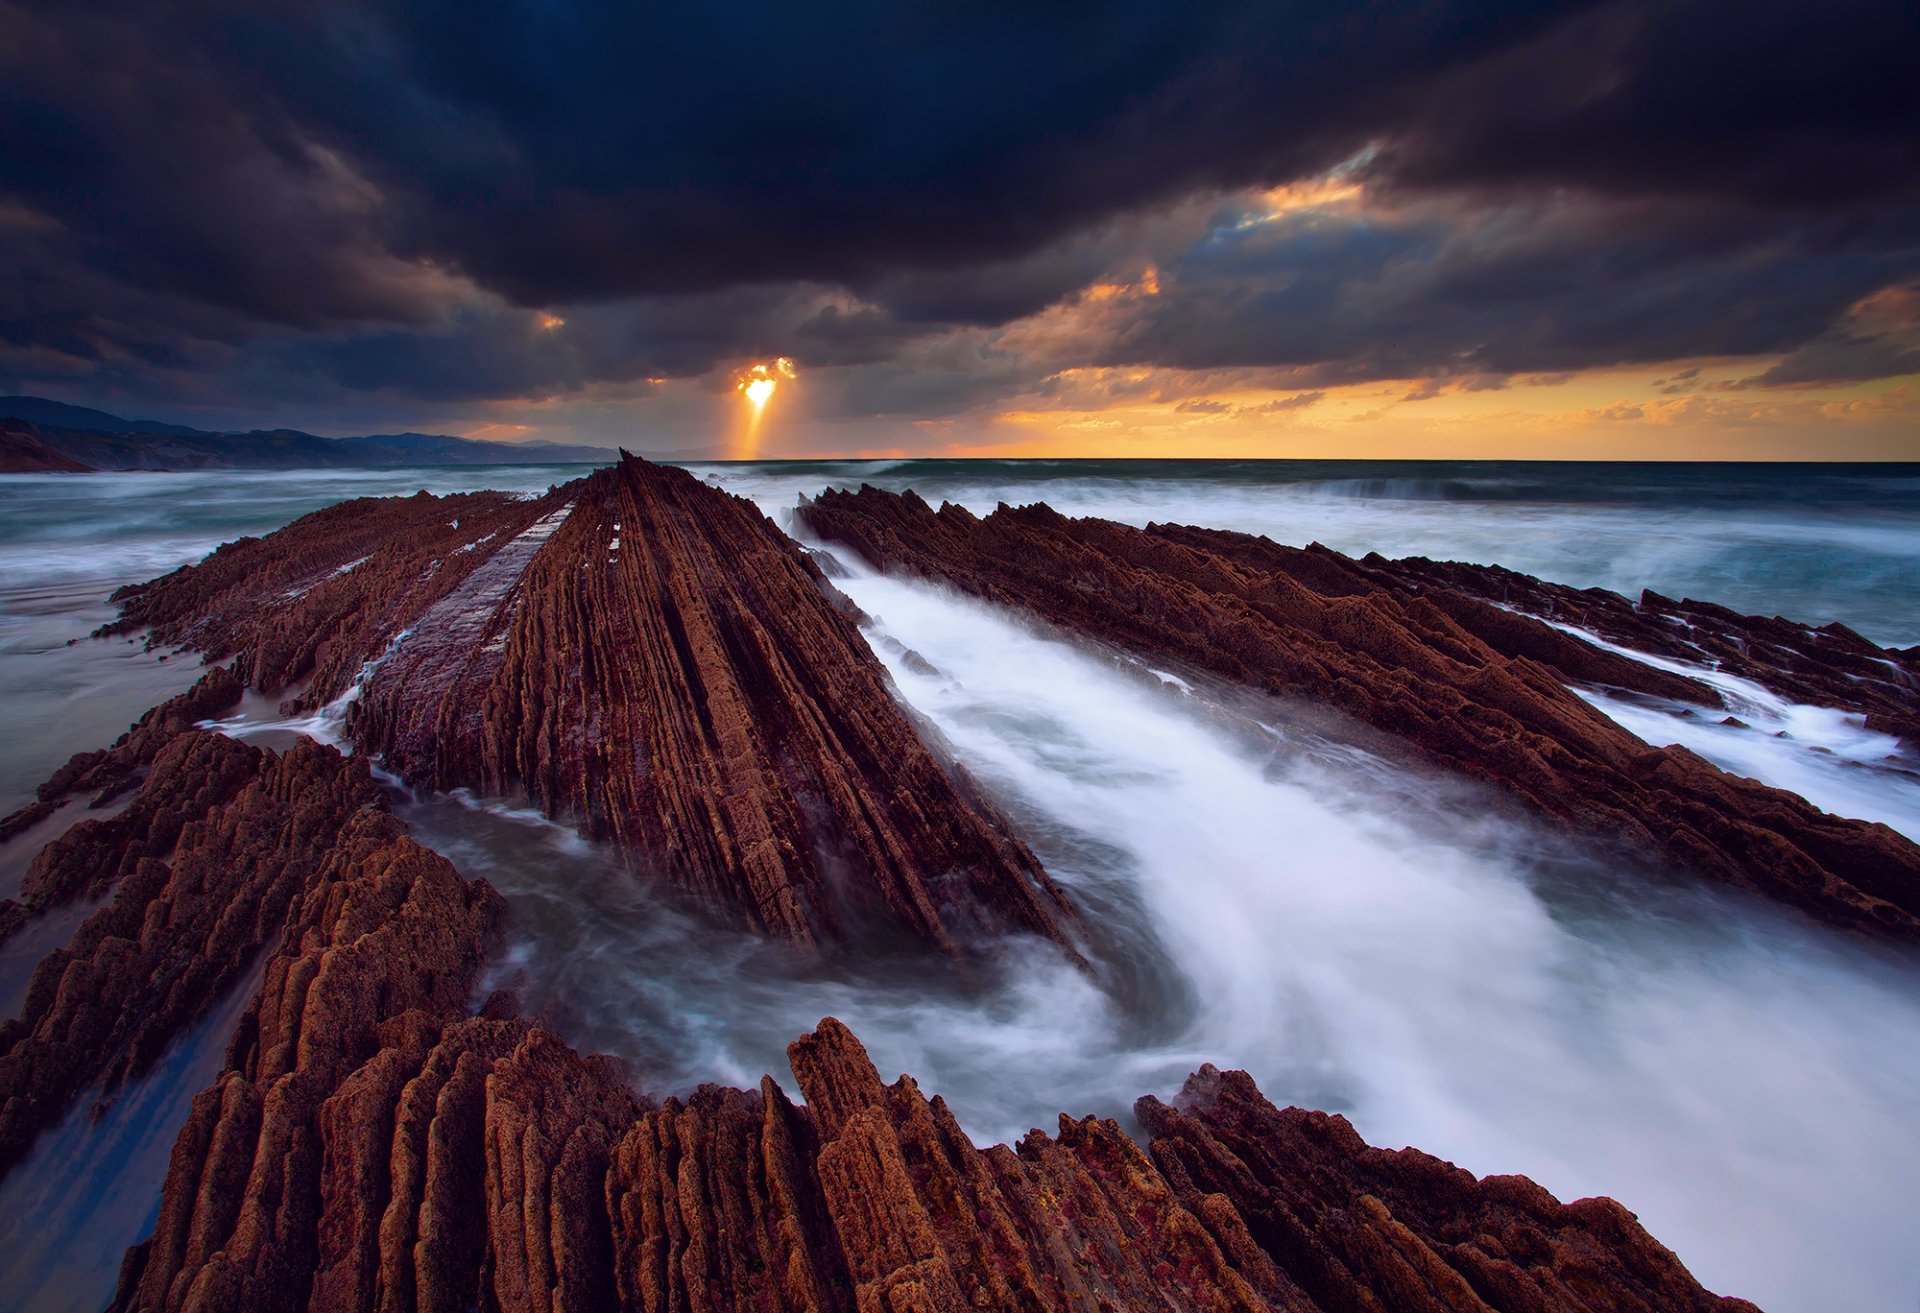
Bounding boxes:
113 806 508 1313
4 471 1880 1312
113 1002 1760 1313
108 487 577 702
0 731 389 1176
91 454 1079 957
2 665 245 830
797 488 1920 938
352 454 1077 955
1358 554 1920 746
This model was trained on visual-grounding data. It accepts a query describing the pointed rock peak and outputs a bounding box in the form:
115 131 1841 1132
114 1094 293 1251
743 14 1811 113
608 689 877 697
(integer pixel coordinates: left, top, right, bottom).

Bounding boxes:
787 1017 889 1141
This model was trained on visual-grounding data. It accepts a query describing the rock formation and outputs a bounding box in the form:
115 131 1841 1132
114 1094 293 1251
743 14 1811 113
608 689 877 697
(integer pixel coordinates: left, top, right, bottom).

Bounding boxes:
107 486 578 701
0 471 1798 1312
103 455 1079 958
1357 553 1920 745
114 999 1761 1312
351 456 1075 956
0 731 403 1176
113 801 510 1313
13 664 244 820
797 488 1920 938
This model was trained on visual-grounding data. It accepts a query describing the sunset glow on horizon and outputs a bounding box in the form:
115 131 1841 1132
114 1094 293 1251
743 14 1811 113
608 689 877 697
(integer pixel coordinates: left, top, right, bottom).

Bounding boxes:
5 2 1911 464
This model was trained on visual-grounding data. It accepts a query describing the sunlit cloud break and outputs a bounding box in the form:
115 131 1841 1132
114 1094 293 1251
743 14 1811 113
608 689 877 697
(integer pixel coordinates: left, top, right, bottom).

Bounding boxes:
733 357 797 458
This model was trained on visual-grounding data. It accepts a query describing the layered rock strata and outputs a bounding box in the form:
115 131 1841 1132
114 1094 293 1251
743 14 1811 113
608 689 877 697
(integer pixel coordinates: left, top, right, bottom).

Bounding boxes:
0 703 1762 1311
7 664 245 825
115 995 1761 1312
797 489 1920 938
0 730 401 1175
1358 553 1920 745
109 486 578 701
100 455 1078 957
114 803 511 1313
0 473 1787 1312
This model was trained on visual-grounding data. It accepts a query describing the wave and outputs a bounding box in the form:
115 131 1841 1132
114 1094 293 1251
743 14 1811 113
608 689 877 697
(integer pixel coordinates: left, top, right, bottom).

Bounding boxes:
422 559 1920 1313
1552 621 1920 840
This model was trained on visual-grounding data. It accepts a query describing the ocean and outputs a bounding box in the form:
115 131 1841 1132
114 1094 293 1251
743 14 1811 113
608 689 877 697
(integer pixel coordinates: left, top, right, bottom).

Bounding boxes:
1 459 1917 1313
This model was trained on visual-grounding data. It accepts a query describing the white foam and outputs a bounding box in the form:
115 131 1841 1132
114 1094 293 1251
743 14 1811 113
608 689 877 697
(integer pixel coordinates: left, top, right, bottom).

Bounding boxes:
445 556 1920 1313
1546 621 1920 841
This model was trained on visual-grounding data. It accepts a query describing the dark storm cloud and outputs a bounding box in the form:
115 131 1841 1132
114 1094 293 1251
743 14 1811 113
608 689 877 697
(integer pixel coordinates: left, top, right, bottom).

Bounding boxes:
1359 0 1920 211
2 0 1916 418
1055 192 1920 384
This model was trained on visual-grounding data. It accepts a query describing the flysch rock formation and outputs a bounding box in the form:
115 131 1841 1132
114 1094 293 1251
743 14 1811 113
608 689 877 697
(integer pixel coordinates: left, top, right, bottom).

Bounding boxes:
796 488 1920 939
1355 552 1920 746
0 471 1781 1312
0 663 243 855
0 728 427 1178
101 453 1079 958
109 841 1762 1313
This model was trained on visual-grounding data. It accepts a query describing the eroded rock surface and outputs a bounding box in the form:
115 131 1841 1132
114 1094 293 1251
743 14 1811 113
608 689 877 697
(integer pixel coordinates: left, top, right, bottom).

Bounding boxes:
0 731 391 1175
109 487 577 701
798 488 1920 938
91 455 1078 957
117 1010 1759 1313
0 468 1795 1312
353 455 1076 955
1361 553 1920 745
12 664 245 820
114 810 508 1313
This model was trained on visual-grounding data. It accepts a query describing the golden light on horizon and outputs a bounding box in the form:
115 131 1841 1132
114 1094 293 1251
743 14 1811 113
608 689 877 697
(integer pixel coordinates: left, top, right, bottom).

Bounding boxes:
733 356 797 457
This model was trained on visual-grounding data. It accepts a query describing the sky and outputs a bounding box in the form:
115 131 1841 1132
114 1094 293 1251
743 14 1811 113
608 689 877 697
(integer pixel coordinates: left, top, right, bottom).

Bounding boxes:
2 0 1917 459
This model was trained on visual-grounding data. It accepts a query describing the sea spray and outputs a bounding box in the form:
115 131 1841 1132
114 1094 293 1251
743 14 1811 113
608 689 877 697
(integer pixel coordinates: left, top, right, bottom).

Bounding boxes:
416 556 1920 1313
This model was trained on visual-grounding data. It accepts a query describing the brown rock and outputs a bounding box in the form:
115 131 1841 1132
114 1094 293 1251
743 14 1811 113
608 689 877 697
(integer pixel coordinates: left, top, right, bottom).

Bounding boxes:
0 732 387 1175
1366 555 1920 743
113 811 505 1313
100 454 1080 958
32 664 244 809
108 487 578 700
1139 1065 1761 1313
115 998 1765 1313
797 488 1920 938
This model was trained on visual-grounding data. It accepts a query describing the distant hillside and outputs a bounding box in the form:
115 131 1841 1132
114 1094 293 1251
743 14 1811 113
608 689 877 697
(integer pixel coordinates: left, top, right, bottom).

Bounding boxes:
0 420 97 472
0 395 207 436
0 397 614 471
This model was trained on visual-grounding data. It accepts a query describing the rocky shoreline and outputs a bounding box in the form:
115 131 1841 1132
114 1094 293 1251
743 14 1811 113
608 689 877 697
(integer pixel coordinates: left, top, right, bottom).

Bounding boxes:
6 454 1915 1310
797 487 1920 939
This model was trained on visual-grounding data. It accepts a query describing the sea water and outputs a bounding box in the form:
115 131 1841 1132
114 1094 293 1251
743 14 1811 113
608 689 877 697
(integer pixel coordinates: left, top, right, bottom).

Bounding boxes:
1 459 1916 1313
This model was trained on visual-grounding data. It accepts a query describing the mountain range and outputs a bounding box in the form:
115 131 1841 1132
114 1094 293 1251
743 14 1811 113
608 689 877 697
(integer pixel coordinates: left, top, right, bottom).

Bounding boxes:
0 396 617 472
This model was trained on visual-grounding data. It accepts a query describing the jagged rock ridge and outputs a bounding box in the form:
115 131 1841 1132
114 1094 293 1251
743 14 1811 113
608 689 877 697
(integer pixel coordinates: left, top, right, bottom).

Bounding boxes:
1357 552 1920 745
0 730 422 1178
797 487 1920 938
0 708 1757 1311
352 455 1077 955
95 455 1079 957
0 472 1800 1311
117 925 1762 1313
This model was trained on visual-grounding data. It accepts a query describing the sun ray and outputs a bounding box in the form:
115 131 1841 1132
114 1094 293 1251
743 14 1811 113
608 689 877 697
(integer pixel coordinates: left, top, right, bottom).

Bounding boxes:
733 357 797 458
